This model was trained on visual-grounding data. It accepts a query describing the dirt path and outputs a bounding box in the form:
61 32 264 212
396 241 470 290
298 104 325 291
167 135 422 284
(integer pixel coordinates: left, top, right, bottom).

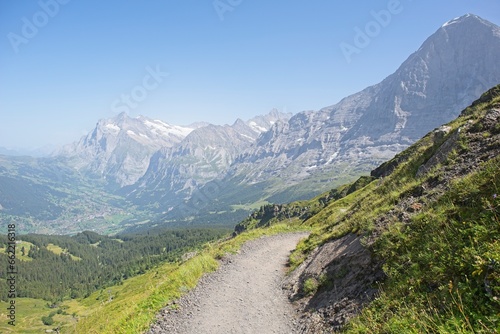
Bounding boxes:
148 233 308 334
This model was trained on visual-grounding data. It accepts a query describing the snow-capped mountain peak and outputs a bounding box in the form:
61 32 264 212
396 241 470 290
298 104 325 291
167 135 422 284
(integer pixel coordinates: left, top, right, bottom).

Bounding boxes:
59 113 194 187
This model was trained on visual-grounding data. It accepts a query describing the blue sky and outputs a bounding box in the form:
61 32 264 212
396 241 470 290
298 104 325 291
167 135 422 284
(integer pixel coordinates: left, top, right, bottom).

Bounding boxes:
1 0 500 150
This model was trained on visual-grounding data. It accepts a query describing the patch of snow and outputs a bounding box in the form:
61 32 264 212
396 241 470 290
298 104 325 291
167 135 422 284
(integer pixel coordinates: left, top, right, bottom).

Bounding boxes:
240 133 254 141
144 120 193 138
326 152 339 164
442 17 460 27
248 121 267 133
105 123 120 132
127 130 136 136
442 14 470 27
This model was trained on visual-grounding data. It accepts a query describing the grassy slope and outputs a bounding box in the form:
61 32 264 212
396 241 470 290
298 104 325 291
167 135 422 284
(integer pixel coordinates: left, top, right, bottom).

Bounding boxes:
0 241 34 262
345 90 500 333
285 87 500 332
348 153 500 333
46 243 82 261
0 298 77 334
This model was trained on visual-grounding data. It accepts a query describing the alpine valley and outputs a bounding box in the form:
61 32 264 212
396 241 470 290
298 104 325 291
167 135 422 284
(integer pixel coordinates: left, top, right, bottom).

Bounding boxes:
1 14 500 235
1 13 500 334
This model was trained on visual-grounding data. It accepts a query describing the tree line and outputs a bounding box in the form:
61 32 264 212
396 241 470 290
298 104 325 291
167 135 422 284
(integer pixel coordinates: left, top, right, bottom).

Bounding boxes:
0 227 228 302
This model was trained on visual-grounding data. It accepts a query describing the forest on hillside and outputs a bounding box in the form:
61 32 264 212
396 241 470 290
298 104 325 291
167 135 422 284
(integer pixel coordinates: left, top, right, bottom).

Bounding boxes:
0 227 228 302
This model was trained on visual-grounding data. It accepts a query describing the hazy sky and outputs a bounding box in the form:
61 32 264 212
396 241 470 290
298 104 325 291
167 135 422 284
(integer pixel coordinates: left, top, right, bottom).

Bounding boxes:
1 0 500 150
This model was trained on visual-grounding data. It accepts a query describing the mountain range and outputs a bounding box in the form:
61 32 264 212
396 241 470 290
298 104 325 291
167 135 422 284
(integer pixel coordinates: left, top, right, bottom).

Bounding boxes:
128 13 500 222
123 109 291 210
1 14 500 234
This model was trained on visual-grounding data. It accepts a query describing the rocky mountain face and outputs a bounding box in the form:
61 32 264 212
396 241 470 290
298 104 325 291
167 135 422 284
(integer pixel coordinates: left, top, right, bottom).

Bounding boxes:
227 14 500 197
126 109 291 208
58 113 194 187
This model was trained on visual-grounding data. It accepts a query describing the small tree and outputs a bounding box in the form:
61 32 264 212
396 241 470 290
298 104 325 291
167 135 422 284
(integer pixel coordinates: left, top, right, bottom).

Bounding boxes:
41 315 54 326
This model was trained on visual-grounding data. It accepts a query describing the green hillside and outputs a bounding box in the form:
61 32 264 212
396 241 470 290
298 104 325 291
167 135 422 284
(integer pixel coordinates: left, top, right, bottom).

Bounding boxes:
0 227 228 302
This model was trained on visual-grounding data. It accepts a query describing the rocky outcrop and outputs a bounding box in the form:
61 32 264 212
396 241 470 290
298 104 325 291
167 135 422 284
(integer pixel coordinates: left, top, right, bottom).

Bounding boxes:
283 234 384 333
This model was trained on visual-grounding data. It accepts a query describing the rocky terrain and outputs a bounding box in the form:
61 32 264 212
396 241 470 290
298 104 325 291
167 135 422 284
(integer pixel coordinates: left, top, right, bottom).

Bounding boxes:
283 233 385 333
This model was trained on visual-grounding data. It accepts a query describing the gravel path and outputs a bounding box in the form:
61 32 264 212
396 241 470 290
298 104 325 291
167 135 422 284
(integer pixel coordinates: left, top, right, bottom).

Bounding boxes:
148 233 308 334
